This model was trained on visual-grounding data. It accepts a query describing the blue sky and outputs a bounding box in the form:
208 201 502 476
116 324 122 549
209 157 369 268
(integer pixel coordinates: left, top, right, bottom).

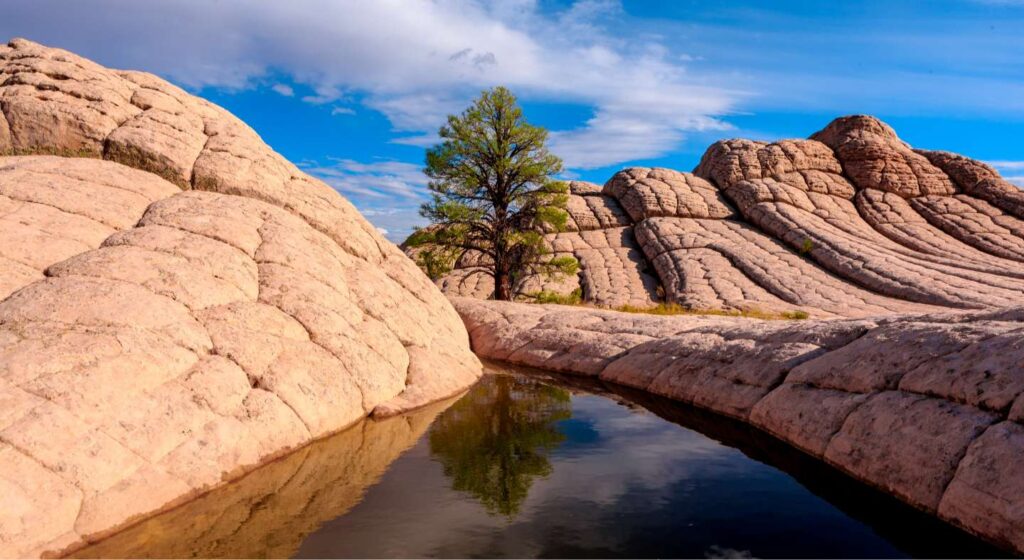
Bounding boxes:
3 0 1023 241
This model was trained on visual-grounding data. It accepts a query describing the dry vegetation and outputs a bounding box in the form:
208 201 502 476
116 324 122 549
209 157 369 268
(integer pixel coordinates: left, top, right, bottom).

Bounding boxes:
616 303 809 320
527 291 810 320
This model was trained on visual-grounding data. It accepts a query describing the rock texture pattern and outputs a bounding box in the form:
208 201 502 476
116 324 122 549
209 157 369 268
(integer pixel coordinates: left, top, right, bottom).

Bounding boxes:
419 116 1024 317
67 397 455 559
0 39 480 557
437 112 1024 553
455 298 1024 552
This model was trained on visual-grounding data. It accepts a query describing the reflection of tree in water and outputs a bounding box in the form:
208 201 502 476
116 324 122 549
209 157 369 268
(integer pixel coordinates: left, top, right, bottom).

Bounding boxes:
428 374 571 517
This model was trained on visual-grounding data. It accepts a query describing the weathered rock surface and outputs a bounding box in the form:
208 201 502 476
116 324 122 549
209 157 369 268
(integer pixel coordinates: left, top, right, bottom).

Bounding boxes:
66 396 455 559
0 39 480 557
418 115 1024 317
454 297 1024 552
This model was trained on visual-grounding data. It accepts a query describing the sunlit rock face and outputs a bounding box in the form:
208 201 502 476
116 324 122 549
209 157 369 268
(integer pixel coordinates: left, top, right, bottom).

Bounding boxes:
421 115 1024 317
0 38 480 557
66 397 455 559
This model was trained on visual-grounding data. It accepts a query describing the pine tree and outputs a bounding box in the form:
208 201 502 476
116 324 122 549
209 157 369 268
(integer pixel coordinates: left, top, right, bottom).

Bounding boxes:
410 87 577 300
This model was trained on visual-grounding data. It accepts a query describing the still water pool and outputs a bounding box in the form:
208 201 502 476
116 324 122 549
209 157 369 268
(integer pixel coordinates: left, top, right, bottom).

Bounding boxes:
75 367 1002 559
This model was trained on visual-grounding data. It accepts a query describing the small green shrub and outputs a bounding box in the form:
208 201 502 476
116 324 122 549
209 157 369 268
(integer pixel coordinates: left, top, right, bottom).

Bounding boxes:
781 310 810 320
530 288 582 305
799 238 815 255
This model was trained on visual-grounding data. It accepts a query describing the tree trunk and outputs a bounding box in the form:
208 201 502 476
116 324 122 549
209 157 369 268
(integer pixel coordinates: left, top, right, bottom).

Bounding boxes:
494 269 512 301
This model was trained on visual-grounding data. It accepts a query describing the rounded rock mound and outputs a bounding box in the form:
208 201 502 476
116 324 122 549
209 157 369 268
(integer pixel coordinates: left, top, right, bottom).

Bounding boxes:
0 38 480 557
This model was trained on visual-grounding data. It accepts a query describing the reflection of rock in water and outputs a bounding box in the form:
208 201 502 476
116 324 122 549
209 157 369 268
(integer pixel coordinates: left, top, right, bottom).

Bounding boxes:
484 361 1006 558
428 375 571 517
68 397 458 559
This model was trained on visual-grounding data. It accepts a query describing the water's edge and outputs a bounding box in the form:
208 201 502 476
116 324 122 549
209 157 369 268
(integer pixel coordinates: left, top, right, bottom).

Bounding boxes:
70 360 1006 558
480 360 1007 557
62 395 465 559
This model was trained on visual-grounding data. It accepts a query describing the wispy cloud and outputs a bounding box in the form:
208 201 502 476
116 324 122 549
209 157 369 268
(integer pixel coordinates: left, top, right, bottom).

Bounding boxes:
300 158 431 241
302 158 428 201
988 160 1024 170
270 83 294 97
356 206 427 242
0 0 737 170
988 161 1024 187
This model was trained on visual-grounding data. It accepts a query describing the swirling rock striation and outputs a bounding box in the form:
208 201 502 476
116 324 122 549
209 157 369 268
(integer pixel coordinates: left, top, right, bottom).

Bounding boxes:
421 115 1024 317
0 39 480 557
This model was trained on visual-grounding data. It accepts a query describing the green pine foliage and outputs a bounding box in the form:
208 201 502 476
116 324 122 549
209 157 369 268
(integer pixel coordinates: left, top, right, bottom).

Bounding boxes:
407 87 578 300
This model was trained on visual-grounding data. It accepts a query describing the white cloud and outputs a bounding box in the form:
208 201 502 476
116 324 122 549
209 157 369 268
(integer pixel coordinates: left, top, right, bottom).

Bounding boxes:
299 158 431 241
987 161 1024 187
301 84 344 105
988 160 1024 170
270 83 294 97
330 106 355 116
0 0 738 170
391 133 443 148
363 207 427 243
302 158 428 200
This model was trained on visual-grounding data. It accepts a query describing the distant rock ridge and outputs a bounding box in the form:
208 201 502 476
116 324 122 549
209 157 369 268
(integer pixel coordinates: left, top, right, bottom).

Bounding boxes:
0 38 480 557
417 115 1024 316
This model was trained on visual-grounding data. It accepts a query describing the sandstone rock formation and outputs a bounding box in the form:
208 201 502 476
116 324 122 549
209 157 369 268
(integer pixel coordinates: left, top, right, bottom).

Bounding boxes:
0 39 480 557
455 297 1024 552
436 112 1024 553
418 115 1024 317
67 397 454 558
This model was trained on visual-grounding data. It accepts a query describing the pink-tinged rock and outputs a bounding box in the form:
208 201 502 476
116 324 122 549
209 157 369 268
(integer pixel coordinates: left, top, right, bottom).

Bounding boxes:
750 384 870 456
0 444 82 558
544 227 661 307
787 321 1000 393
897 325 1024 413
939 421 1024 551
824 391 997 511
910 194 1024 262
811 115 956 197
604 167 735 221
0 402 146 495
921 149 1024 220
560 190 632 231
608 333 822 419
0 39 481 558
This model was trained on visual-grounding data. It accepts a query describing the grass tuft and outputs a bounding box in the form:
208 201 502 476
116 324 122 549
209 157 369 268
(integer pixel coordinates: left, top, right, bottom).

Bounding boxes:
614 303 808 320
799 238 815 256
530 288 583 305
2 146 101 158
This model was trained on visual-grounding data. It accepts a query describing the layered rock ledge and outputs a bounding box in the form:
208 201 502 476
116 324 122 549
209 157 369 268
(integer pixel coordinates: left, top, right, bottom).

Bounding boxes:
455 297 1024 553
0 39 480 557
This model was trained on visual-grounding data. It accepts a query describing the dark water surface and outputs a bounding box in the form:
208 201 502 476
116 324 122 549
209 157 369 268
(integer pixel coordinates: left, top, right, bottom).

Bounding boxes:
75 367 1004 559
